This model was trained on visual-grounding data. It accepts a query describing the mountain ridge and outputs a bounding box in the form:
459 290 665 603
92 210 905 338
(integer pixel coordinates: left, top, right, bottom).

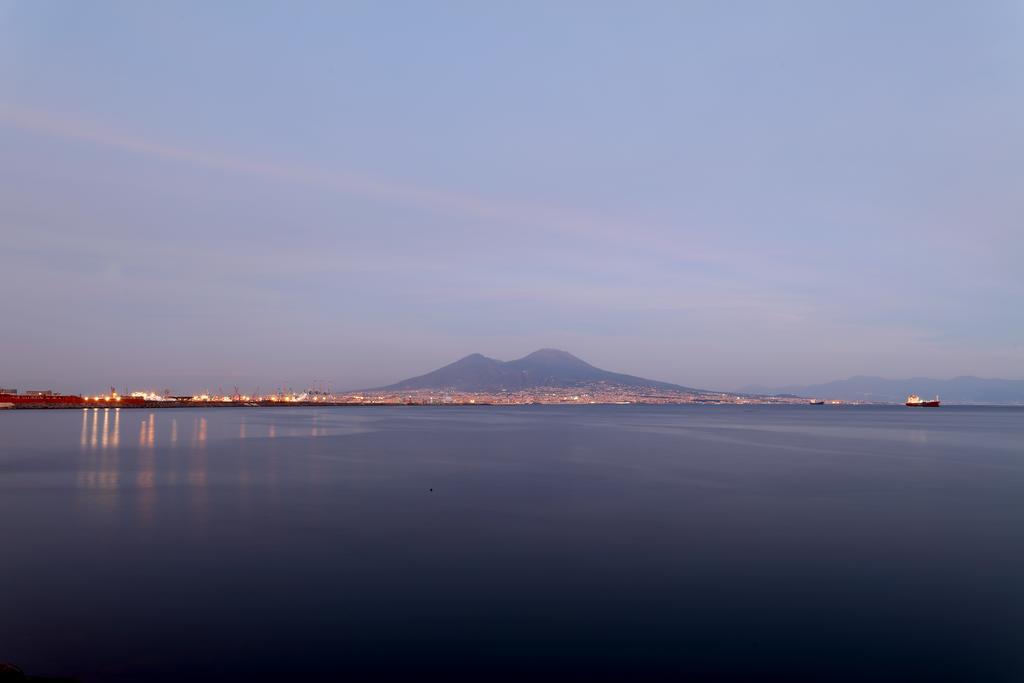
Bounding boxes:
369 348 702 393
742 375 1024 404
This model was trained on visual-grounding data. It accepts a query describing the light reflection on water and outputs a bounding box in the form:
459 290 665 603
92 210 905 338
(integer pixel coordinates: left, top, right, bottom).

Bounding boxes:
191 415 207 448
78 408 122 492
189 416 208 489
90 408 98 449
188 416 208 530
55 409 378 510
137 434 156 525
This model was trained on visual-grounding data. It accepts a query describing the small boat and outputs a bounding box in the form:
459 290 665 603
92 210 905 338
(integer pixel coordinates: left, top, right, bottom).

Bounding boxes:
809 399 825 405
905 394 940 407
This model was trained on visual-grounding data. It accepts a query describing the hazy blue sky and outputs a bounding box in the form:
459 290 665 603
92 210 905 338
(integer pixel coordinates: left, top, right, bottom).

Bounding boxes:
2 1 1022 393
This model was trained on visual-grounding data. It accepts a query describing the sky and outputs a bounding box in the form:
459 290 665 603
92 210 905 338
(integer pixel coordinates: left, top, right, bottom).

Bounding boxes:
1 0 1022 394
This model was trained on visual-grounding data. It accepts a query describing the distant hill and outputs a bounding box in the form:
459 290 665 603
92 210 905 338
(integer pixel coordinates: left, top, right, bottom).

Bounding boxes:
371 348 702 393
741 376 1024 404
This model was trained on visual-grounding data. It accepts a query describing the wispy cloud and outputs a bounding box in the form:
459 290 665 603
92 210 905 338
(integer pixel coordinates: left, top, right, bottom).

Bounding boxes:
0 102 734 263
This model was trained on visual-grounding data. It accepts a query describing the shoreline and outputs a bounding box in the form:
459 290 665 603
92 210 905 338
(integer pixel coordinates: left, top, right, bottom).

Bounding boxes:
4 398 1018 410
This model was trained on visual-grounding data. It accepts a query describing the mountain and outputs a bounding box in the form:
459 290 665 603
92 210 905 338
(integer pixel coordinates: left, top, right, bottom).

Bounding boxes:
372 348 701 393
741 376 1024 404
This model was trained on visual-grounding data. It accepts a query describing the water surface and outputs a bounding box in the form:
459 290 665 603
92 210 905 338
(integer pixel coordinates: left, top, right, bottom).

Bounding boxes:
2 405 1023 681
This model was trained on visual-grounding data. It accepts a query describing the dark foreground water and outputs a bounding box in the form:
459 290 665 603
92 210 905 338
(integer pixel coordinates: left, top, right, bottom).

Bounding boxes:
1 405 1023 682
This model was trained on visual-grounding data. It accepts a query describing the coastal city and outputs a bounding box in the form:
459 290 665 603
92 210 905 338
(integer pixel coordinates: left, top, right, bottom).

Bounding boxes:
0 383 835 409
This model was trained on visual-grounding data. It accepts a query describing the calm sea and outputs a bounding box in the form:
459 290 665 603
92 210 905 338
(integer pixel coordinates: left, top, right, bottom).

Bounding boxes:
1 405 1022 681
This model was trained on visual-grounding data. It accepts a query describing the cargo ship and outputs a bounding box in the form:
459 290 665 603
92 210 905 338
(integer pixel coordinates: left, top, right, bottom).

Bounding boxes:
0 390 146 408
905 394 940 407
0 390 85 407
